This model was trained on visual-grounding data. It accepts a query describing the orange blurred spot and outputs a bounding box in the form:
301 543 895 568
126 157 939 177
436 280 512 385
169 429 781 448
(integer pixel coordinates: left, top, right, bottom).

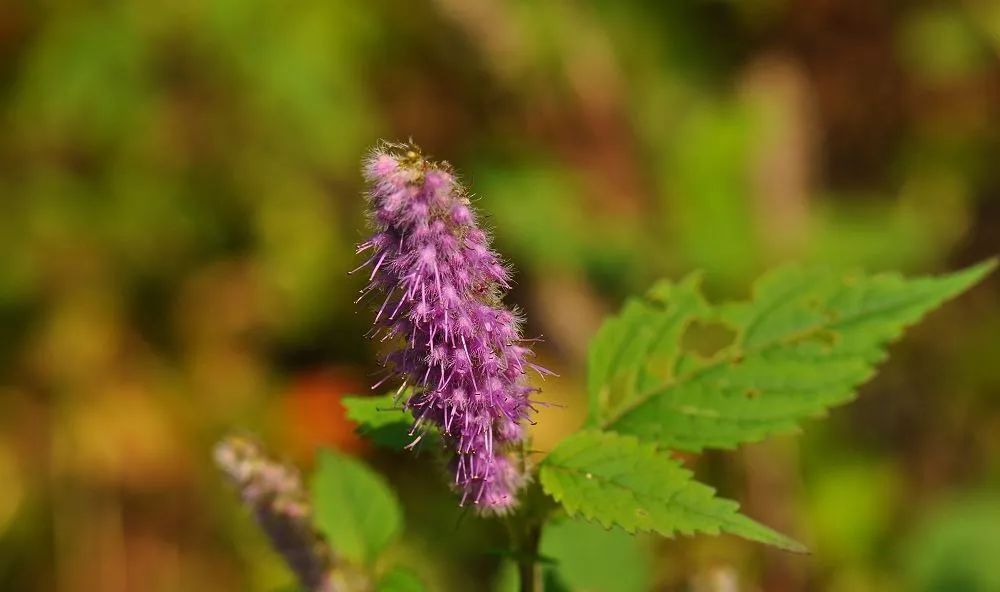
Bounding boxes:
281 368 367 461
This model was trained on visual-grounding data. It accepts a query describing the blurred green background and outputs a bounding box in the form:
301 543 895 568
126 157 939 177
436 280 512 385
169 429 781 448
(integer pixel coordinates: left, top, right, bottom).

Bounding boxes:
0 1 998 591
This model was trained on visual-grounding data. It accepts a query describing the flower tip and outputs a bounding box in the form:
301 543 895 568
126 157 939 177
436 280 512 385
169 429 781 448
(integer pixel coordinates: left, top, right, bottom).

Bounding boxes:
365 151 399 180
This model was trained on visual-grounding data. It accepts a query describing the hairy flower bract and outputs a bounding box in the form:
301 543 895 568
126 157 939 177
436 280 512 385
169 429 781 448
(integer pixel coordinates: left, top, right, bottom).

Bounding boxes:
354 143 548 514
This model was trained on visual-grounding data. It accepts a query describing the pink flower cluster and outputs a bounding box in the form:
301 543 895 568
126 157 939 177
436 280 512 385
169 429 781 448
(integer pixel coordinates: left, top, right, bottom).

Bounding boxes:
354 145 549 513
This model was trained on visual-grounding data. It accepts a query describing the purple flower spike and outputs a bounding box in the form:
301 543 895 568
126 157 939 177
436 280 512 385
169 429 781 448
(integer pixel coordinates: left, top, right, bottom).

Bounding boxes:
355 143 546 514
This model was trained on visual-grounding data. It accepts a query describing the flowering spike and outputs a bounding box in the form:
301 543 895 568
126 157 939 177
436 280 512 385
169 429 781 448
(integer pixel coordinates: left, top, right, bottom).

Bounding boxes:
356 142 542 514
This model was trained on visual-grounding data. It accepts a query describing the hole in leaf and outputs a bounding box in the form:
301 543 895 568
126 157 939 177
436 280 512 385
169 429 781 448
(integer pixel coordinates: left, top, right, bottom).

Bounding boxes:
811 329 840 351
681 321 737 358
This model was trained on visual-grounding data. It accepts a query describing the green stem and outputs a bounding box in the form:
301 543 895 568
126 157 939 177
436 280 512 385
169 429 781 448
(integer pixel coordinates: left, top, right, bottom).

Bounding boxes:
510 447 557 592
516 522 543 592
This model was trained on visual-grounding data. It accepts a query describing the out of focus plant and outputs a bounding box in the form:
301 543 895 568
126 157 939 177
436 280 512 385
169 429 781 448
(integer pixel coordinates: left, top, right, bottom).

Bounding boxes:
218 143 993 592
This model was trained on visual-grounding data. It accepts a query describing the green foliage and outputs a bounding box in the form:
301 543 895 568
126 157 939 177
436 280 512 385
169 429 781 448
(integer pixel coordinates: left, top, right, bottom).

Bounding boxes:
904 495 1000 592
806 461 900 562
342 392 415 450
587 272 709 429
539 430 806 552
588 261 995 451
339 263 993 563
475 163 639 286
376 566 429 592
310 448 402 565
665 102 759 285
548 262 993 555
540 518 652 592
4 0 998 588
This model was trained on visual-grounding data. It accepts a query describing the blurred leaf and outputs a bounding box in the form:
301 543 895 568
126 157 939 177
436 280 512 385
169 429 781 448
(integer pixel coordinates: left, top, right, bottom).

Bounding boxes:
543 572 573 592
664 102 759 285
807 194 962 271
341 392 419 450
310 448 402 565
898 7 990 83
13 6 148 146
540 518 651 592
0 442 24 538
376 566 428 592
477 162 639 287
905 495 1000 592
591 261 995 451
481 165 591 268
493 560 519 592
253 178 346 335
807 462 899 562
539 430 805 552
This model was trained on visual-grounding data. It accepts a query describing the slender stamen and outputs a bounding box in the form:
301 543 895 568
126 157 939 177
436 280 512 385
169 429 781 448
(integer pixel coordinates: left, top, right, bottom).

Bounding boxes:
348 254 376 275
369 251 389 282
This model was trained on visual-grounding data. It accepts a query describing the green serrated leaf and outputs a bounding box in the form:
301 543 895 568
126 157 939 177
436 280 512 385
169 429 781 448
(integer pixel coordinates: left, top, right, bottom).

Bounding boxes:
540 430 806 552
310 448 402 565
590 260 995 451
342 391 417 449
587 273 710 426
377 566 428 592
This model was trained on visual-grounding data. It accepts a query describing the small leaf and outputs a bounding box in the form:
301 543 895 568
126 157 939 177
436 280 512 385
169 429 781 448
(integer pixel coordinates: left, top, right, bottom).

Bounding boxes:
540 430 806 553
342 392 417 449
589 261 995 451
310 448 402 564
377 566 429 592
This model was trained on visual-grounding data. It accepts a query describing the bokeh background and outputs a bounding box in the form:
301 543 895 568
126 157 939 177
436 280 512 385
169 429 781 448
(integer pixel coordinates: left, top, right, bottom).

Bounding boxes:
1 1 998 591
